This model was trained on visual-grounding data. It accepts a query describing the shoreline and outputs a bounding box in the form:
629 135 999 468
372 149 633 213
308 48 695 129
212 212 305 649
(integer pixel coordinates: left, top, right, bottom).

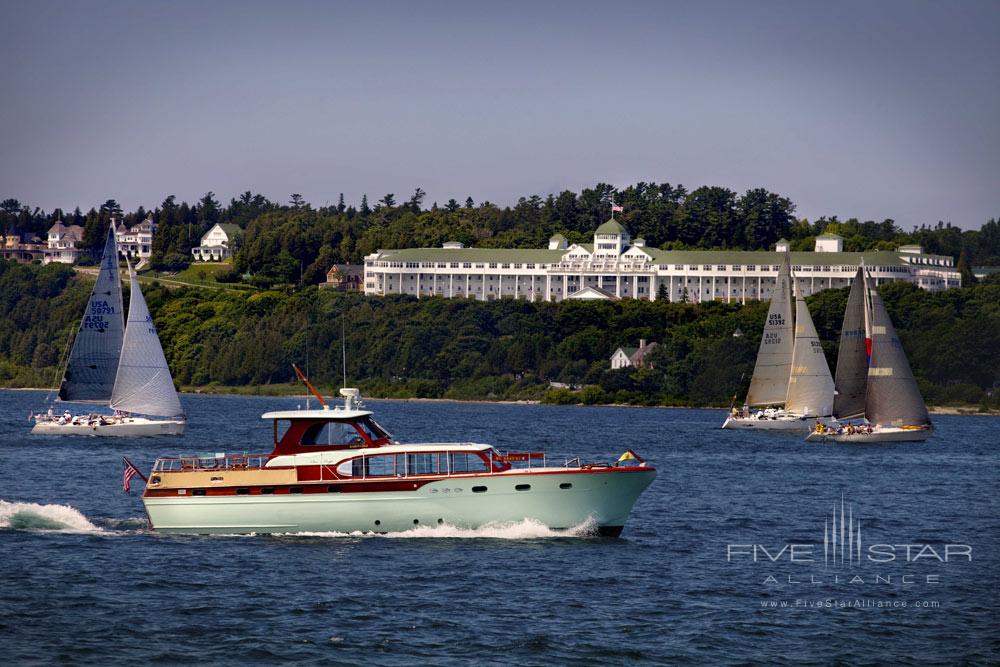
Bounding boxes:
6 386 998 415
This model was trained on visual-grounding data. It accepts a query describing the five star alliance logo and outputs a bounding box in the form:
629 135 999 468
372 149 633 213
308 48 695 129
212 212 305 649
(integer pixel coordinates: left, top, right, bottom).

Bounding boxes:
726 496 972 576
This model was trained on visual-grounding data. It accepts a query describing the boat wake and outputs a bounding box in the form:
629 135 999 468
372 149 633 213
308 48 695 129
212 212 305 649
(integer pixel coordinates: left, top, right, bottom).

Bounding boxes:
0 499 105 533
284 517 600 540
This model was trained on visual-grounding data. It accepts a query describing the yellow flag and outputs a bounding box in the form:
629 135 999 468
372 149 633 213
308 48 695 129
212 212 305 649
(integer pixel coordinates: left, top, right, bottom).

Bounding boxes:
618 450 637 462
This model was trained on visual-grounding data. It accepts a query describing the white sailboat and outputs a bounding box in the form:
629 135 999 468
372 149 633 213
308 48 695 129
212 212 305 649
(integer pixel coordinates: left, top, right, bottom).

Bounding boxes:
32 224 186 437
723 255 836 431
807 265 933 443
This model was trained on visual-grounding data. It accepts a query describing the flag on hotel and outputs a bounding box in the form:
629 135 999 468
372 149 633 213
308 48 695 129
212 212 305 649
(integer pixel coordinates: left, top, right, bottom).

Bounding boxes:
611 204 623 213
122 456 146 494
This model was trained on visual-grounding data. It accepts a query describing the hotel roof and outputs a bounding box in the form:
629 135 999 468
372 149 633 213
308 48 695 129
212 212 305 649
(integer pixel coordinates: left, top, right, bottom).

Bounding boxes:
373 247 910 267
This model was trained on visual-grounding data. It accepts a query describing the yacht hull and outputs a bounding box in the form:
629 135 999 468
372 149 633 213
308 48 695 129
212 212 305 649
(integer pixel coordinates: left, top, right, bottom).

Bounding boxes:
805 426 933 443
32 418 186 437
143 468 656 536
722 414 835 432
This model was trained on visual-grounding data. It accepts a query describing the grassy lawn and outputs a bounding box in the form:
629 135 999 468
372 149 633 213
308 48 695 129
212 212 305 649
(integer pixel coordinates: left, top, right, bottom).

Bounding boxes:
140 262 256 290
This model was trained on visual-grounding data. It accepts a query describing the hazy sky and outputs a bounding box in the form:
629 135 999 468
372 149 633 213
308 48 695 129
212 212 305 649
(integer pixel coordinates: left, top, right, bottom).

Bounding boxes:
1 0 997 228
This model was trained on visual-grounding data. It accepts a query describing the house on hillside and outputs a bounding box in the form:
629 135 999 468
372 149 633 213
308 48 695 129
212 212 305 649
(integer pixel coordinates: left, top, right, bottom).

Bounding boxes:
321 264 363 290
1 229 46 263
44 221 85 264
116 217 156 259
191 223 242 261
610 339 658 370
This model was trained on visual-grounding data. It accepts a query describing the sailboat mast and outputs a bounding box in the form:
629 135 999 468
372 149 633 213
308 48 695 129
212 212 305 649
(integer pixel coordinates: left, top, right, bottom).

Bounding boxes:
861 259 872 363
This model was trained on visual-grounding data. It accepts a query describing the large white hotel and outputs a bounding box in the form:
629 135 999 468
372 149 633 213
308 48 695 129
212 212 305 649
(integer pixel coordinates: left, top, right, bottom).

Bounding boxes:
363 219 960 303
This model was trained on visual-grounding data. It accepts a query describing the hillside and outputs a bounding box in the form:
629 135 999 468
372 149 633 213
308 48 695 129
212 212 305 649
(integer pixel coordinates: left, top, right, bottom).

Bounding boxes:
2 260 998 409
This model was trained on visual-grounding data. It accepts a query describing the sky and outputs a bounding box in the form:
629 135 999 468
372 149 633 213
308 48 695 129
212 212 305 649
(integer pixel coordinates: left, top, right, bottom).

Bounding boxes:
1 0 998 229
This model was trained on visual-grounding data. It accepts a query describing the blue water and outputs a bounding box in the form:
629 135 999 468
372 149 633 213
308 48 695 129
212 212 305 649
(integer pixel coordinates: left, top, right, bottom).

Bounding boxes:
1 390 997 664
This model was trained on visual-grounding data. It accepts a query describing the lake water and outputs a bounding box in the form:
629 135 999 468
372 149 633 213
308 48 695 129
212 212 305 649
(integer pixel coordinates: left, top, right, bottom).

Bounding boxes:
1 390 997 664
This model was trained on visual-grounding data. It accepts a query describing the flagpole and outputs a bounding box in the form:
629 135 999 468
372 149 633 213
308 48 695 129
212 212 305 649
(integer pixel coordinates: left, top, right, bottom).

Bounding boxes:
122 456 147 483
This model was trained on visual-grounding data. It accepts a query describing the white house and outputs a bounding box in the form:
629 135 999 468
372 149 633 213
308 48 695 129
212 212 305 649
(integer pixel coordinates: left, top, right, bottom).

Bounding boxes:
611 339 659 369
191 223 242 261
44 221 85 264
116 217 156 259
363 224 961 302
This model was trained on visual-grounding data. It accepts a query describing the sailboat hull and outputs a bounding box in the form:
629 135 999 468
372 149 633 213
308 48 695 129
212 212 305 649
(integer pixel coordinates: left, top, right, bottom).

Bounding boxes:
722 413 836 432
805 426 933 443
31 417 186 437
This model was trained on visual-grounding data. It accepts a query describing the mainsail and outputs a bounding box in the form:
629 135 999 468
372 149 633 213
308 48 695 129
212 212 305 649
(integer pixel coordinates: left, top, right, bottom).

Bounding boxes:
865 290 930 427
58 223 124 402
785 295 834 416
109 266 184 418
832 268 869 419
745 255 794 406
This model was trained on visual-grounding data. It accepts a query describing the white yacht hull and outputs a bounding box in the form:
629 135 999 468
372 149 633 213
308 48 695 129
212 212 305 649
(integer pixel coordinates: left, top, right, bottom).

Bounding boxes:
722 413 835 432
143 468 655 536
32 417 186 437
805 426 933 443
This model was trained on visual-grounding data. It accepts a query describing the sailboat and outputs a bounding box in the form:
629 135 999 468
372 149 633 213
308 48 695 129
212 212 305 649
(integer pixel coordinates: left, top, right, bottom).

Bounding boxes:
31 223 186 437
722 255 836 431
806 266 932 443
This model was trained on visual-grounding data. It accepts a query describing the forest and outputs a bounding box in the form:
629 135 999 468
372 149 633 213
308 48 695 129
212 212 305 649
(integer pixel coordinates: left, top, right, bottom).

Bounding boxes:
2 260 998 410
2 182 998 288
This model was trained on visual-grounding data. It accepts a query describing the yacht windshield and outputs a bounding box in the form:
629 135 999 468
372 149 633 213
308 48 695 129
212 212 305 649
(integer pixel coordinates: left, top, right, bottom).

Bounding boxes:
301 421 366 446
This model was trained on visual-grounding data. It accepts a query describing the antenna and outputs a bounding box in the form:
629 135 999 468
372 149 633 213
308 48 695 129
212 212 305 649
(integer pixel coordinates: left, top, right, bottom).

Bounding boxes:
341 316 347 388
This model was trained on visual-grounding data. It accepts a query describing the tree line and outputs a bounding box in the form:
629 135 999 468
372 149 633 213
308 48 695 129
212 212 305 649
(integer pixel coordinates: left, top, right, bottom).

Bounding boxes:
2 260 998 409
3 185 998 287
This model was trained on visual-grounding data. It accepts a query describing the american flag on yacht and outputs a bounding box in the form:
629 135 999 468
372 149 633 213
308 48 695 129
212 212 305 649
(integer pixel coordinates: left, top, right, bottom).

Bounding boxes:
122 456 145 493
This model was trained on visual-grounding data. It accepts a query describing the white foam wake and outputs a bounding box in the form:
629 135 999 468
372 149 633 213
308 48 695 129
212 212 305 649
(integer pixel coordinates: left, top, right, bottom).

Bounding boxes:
0 499 104 533
286 517 599 540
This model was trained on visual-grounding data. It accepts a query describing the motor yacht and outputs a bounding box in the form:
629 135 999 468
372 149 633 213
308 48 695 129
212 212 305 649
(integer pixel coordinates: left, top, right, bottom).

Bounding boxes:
141 388 655 536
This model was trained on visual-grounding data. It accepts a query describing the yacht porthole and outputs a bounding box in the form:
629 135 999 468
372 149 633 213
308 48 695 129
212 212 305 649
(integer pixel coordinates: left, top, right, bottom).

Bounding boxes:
437 518 444 525
413 519 419 525
374 520 381 526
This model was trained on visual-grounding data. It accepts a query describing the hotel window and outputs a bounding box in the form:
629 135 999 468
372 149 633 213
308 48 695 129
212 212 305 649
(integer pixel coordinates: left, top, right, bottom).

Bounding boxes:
746 265 755 270
733 265 742 271
489 263 497 268
463 262 472 268
501 263 511 269
450 263 458 268
702 265 711 271
526 263 535 269
716 265 725 271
